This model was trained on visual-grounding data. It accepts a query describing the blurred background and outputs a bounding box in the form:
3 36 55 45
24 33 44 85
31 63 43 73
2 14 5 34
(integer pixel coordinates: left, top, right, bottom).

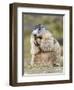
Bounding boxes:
23 14 63 74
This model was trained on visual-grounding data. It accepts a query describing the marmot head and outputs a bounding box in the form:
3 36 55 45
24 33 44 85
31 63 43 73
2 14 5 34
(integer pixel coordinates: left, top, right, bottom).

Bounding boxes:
32 24 46 37
32 24 46 46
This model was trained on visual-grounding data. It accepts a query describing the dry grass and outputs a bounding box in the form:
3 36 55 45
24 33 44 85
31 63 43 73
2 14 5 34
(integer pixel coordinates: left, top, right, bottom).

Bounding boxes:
24 64 63 74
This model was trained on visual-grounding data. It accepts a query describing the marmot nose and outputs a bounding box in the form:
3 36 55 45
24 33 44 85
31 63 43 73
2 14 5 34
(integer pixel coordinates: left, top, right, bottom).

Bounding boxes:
34 34 37 37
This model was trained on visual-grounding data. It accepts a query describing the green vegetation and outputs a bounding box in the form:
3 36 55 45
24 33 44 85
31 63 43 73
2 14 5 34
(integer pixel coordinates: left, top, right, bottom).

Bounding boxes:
24 15 63 38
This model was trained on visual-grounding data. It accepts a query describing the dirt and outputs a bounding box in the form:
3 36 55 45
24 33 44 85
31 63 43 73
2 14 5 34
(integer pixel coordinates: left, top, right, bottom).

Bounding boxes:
24 64 63 74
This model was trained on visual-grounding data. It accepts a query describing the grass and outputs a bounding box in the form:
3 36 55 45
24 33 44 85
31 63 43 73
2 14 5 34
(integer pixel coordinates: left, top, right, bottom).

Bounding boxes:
24 64 63 74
